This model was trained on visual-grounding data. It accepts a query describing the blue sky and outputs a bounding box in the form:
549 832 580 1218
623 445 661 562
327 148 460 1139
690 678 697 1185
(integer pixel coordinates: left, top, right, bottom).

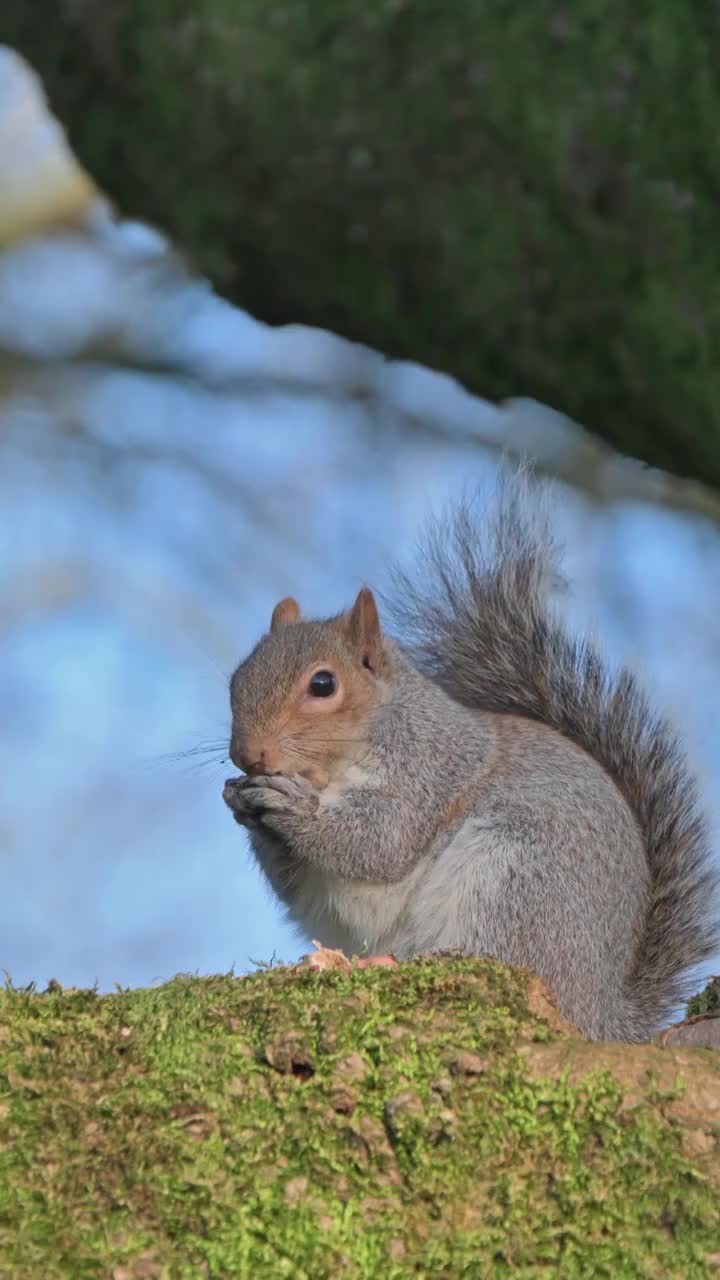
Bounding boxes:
0 377 494 990
2 373 720 999
0 162 718 999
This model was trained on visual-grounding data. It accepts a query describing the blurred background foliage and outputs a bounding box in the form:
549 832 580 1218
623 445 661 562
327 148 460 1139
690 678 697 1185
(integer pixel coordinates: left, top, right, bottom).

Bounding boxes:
4 0 720 486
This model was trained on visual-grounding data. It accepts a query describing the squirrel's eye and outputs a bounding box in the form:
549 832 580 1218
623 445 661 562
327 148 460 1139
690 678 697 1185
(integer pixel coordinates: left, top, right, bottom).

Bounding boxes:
309 670 337 698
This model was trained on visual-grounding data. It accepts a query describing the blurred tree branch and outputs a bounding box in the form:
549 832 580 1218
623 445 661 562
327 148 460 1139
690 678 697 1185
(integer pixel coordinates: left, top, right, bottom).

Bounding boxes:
3 354 720 531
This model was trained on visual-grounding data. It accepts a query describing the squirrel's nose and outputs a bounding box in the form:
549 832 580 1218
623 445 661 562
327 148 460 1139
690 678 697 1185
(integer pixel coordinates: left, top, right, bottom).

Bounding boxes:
230 740 266 775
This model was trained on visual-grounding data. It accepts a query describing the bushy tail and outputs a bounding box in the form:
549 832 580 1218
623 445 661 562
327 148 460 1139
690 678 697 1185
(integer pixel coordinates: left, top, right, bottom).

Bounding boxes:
389 470 718 1033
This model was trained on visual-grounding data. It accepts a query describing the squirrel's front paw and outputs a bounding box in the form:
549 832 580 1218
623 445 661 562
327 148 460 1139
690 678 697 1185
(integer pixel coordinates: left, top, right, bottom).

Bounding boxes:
223 773 319 832
223 776 259 828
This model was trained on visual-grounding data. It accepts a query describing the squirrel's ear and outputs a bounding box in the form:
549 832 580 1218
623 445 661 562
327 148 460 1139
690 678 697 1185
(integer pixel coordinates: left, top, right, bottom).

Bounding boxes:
271 597 301 631
345 588 382 673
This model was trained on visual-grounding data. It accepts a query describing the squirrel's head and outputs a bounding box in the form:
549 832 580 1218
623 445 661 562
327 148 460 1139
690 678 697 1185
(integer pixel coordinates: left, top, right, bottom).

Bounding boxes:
228 588 390 788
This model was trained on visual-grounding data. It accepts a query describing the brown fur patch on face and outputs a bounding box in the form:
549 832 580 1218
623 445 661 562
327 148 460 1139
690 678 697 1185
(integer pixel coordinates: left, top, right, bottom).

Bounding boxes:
229 612 390 786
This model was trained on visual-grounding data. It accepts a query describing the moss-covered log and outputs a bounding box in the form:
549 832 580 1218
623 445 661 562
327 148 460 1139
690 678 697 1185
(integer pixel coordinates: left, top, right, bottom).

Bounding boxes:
1 957 719 1276
3 4 720 486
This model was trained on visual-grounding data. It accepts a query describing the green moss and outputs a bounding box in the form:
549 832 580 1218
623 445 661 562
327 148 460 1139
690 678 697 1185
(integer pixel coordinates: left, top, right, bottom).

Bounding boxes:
4 2 720 485
1 957 718 1277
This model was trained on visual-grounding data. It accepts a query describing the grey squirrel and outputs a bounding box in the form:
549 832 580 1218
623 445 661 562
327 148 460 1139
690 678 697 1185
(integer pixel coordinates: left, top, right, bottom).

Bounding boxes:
223 475 718 1041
